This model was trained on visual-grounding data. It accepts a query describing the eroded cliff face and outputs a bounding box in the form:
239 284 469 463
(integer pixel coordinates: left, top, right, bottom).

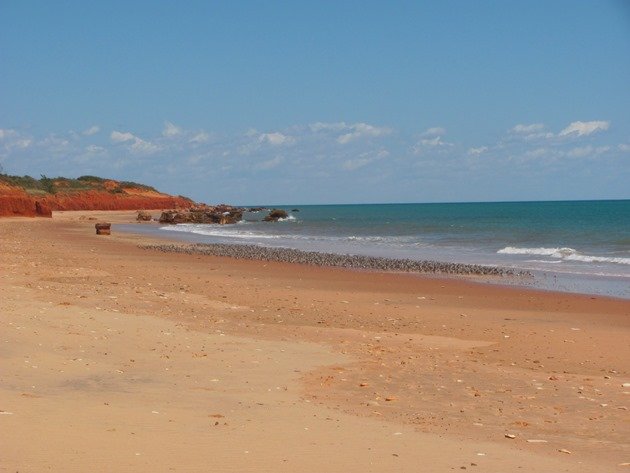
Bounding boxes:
40 190 192 212
0 179 193 217
0 183 48 217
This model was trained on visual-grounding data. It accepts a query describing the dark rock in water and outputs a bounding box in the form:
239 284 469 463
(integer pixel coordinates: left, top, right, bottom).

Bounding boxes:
263 209 288 222
217 211 242 225
291 208 300 212
95 222 111 235
159 205 244 225
136 210 152 221
159 211 181 224
248 207 267 213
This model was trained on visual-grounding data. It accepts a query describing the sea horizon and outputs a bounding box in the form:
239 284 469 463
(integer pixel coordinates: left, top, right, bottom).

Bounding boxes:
243 198 630 207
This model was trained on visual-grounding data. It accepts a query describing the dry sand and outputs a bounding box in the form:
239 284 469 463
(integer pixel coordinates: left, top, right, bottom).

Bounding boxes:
1 211 629 472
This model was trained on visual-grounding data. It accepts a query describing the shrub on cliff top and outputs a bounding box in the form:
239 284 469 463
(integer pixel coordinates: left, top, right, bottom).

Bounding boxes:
0 173 177 200
39 175 56 194
0 174 40 190
0 174 59 195
119 181 157 192
77 175 106 183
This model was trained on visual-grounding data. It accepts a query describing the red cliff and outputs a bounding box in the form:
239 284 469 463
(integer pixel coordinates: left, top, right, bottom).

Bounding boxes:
0 176 194 217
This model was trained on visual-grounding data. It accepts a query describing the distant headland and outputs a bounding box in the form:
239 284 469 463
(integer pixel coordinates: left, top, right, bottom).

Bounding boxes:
0 174 194 217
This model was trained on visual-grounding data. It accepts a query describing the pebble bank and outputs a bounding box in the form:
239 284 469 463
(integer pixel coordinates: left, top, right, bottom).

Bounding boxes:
140 242 526 277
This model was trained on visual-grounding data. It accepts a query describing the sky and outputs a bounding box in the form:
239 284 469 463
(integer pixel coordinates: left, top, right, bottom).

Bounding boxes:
1 1 629 205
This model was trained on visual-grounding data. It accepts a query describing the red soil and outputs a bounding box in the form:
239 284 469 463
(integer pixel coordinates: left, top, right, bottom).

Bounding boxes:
0 182 193 218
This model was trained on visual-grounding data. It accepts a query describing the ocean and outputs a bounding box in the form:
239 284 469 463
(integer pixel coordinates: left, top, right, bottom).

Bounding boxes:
121 200 630 298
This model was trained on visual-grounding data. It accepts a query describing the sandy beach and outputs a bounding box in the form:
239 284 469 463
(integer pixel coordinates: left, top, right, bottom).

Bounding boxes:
1 211 629 472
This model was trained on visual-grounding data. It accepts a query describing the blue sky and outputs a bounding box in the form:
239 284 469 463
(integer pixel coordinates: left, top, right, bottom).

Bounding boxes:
1 1 629 204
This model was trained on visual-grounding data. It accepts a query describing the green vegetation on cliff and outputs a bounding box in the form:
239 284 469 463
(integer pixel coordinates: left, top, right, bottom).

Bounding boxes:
0 174 158 195
0 173 195 217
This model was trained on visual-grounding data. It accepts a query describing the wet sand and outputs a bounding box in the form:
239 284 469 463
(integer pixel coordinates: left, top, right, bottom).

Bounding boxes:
1 211 629 472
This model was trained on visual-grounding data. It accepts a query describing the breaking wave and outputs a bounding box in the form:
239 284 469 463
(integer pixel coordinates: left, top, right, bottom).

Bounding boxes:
162 224 422 247
161 224 281 240
498 247 630 265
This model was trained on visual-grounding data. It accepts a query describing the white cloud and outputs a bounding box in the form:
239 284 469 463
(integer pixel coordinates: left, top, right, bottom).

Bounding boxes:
507 123 554 141
412 127 453 153
337 123 391 144
237 131 294 154
342 157 372 171
523 147 549 159
255 156 284 170
567 145 610 158
85 144 106 154
0 129 19 140
82 125 100 136
420 136 452 147
511 123 544 134
187 155 202 165
412 130 454 154
566 146 593 158
342 149 389 171
72 144 108 164
130 138 160 154
307 121 392 143
5 120 625 197
468 146 488 156
13 139 32 149
189 132 210 144
0 129 34 152
259 132 294 146
163 121 182 138
421 127 446 137
39 135 69 147
110 130 159 154
111 131 135 142
309 122 348 133
559 120 609 137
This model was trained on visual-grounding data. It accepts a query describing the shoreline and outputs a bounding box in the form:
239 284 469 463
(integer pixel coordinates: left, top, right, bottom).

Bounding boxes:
142 240 630 302
2 211 629 472
140 242 526 276
119 220 629 300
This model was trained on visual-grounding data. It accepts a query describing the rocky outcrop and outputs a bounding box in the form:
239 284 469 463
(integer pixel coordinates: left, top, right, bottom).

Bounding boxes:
0 176 194 218
263 209 288 222
159 205 244 225
35 201 52 218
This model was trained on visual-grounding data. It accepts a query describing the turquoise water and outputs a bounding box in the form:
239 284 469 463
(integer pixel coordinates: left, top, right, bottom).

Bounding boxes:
126 200 630 297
